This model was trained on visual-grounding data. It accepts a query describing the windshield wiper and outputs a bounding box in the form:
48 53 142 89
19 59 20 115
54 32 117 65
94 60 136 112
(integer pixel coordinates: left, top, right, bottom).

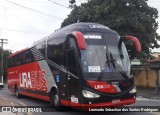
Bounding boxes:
97 60 111 81
98 52 129 81
97 48 112 81
109 52 129 80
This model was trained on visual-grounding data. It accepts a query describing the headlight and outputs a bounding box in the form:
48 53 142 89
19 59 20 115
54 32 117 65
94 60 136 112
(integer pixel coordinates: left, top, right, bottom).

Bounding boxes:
82 90 100 98
129 86 136 94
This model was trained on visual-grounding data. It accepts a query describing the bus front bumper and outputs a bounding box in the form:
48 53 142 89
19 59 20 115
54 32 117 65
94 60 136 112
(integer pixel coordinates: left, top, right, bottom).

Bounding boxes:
61 97 136 111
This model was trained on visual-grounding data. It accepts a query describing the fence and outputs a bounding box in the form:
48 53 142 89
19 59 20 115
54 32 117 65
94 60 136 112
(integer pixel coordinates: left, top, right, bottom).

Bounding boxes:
132 64 160 94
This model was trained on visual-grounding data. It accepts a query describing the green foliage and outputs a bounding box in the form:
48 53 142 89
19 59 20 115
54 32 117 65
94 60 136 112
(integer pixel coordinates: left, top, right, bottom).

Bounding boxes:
62 0 160 61
0 49 12 82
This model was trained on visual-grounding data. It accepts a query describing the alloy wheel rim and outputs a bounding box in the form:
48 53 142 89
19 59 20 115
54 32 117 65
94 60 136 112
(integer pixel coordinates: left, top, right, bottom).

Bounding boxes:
54 94 59 106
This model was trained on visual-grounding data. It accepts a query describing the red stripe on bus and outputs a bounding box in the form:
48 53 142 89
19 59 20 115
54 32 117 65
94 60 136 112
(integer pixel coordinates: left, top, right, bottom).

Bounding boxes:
60 100 70 106
19 91 50 101
87 80 118 93
60 98 136 111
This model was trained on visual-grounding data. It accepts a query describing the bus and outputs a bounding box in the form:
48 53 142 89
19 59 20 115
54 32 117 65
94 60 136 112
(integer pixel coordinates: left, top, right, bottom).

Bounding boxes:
7 22 141 111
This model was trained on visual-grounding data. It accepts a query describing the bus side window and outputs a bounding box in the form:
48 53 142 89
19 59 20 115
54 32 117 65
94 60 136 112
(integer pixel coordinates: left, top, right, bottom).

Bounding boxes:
22 52 27 64
66 48 78 76
26 50 35 63
36 42 46 59
8 58 13 68
47 39 64 65
8 58 10 68
16 54 21 66
13 56 17 66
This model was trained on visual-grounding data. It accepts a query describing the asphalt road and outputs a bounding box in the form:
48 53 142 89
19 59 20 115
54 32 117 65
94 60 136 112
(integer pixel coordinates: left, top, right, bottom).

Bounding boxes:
0 85 160 115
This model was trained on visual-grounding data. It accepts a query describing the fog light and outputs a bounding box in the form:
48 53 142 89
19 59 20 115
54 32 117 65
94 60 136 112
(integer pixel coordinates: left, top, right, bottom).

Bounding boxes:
129 86 136 94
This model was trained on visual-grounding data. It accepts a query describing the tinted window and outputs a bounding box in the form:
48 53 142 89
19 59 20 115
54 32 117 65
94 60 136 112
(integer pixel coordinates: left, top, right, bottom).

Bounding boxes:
66 48 78 76
8 58 13 68
16 54 21 66
8 49 36 68
47 38 65 65
22 52 27 64
36 42 46 57
26 50 35 63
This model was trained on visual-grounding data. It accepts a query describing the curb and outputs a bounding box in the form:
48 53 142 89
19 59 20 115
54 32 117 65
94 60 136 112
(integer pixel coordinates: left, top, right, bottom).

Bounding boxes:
137 92 160 100
140 96 160 100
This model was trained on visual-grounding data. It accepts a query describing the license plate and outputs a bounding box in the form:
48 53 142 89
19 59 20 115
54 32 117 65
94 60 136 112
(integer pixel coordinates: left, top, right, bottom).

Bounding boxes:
112 99 120 104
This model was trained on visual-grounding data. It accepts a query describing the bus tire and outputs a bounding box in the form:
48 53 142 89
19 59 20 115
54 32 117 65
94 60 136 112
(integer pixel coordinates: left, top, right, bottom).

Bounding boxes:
15 86 21 98
50 90 63 110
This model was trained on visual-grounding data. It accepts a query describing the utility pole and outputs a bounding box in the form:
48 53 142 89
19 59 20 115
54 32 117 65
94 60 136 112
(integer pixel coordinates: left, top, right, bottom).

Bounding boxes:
0 39 7 88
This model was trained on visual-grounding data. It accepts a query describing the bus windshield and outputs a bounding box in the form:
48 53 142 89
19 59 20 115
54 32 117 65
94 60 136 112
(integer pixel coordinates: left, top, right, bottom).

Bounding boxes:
80 32 131 80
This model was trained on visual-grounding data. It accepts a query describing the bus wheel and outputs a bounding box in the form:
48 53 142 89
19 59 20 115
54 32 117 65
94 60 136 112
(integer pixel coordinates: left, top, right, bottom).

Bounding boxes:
15 86 21 98
50 90 62 110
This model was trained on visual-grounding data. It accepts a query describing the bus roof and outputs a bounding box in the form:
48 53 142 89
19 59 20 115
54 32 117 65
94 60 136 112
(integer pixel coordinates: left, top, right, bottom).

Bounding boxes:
61 22 111 30
47 22 117 41
9 23 117 58
8 48 28 58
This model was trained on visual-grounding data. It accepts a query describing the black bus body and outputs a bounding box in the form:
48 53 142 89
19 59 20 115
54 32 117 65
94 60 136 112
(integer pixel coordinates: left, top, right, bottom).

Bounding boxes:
8 22 141 111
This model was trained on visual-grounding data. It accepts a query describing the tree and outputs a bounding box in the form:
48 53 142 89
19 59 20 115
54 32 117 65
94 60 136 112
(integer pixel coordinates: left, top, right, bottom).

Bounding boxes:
62 0 160 61
0 49 12 83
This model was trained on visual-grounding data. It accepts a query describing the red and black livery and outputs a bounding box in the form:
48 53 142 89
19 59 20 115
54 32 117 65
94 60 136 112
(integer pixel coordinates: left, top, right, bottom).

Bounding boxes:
7 23 141 110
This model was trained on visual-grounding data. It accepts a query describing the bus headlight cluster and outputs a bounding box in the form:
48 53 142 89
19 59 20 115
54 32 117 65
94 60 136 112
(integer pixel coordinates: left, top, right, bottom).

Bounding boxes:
129 86 136 94
82 90 100 98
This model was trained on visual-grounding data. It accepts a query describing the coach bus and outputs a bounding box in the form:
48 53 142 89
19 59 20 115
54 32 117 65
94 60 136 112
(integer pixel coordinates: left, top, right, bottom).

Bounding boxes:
7 22 141 110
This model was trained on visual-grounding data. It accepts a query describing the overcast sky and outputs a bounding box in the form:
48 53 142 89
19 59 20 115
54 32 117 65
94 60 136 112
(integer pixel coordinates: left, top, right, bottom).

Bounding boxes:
0 0 160 52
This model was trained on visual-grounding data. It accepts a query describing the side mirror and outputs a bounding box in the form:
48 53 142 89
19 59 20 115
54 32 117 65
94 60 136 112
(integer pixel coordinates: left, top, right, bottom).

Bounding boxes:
72 31 86 50
123 36 141 52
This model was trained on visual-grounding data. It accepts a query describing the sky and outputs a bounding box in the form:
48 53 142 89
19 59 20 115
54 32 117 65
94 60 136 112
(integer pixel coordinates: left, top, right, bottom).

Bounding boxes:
0 0 160 52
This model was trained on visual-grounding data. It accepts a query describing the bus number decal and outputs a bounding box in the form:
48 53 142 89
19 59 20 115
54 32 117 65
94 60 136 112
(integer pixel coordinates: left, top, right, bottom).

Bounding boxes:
20 70 47 91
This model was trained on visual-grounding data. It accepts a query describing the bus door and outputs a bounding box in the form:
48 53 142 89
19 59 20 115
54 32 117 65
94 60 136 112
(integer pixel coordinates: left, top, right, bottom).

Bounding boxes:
66 48 80 105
